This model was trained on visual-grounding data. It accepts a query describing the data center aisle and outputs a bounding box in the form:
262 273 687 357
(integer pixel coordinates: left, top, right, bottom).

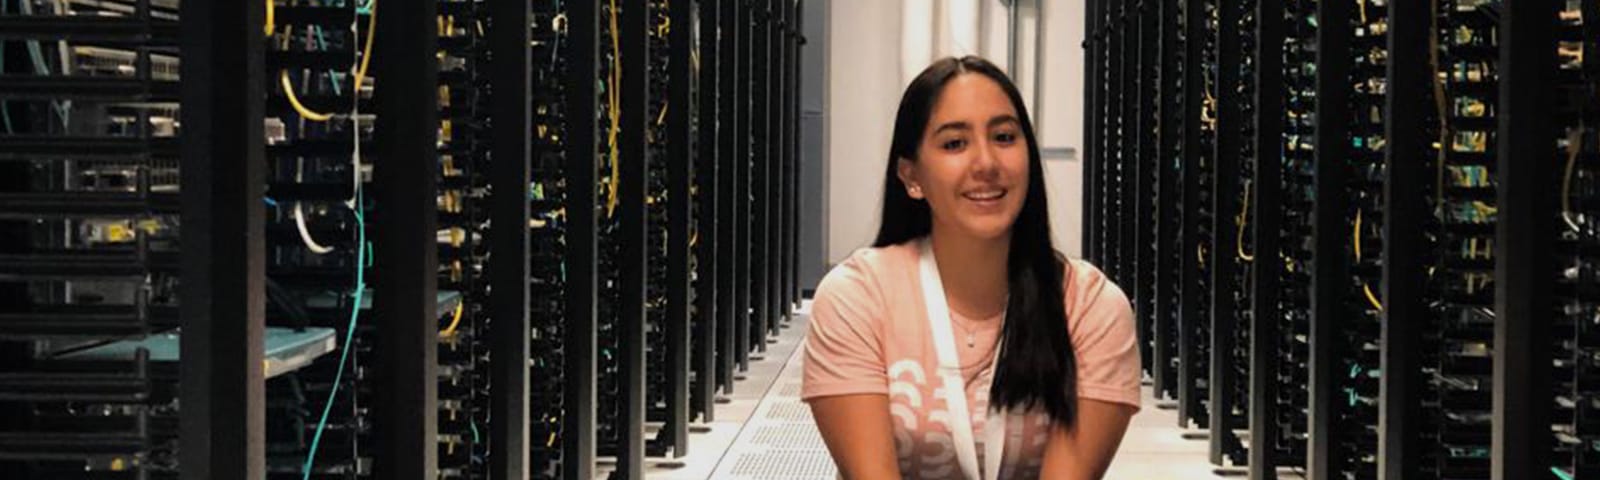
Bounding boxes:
645 301 828 479
654 301 1258 479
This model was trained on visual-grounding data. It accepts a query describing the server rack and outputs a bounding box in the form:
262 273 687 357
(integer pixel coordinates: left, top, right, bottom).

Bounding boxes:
1208 0 1248 466
747 0 771 357
1422 2 1500 477
259 4 379 476
435 2 489 477
1150 0 1183 404
1089 1 1595 479
0 1 192 477
1275 1 1317 476
692 0 724 422
1552 2 1600 478
660 0 696 459
1131 0 1157 392
561 0 601 476
0 1 803 478
1177 0 1211 431
1246 0 1287 475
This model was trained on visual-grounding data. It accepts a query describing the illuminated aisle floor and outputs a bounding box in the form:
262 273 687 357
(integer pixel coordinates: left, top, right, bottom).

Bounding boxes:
647 302 1283 479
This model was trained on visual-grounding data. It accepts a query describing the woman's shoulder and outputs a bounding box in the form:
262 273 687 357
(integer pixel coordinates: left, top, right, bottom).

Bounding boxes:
815 242 919 302
1060 257 1132 321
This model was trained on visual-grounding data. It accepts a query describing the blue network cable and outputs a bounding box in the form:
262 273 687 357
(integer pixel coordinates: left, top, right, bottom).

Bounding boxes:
300 189 367 479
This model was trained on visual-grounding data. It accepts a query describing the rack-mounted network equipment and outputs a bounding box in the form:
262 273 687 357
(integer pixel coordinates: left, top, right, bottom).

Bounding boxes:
0 1 805 479
1086 0 1578 478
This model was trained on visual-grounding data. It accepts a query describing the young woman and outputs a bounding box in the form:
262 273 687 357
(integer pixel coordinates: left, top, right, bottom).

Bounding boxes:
802 56 1141 479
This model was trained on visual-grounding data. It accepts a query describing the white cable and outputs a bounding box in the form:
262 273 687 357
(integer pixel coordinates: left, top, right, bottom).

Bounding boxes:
294 158 336 254
294 202 336 254
346 8 363 211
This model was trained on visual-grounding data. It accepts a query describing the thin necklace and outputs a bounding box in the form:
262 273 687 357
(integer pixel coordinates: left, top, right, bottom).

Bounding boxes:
953 316 979 348
951 312 995 348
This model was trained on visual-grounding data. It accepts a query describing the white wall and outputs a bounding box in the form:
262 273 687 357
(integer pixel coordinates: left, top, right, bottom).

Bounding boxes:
826 0 901 262
1039 0 1086 257
826 0 1085 263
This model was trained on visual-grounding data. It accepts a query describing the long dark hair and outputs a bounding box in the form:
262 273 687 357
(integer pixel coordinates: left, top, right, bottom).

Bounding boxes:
872 56 1078 426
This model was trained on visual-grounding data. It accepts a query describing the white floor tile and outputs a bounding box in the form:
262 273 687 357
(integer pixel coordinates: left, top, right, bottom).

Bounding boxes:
659 311 1240 479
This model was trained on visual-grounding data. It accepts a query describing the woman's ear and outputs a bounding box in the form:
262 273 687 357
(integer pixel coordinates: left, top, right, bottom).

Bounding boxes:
897 157 924 199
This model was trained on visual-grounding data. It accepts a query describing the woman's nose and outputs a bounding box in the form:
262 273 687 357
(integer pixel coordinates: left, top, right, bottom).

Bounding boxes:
971 142 1001 179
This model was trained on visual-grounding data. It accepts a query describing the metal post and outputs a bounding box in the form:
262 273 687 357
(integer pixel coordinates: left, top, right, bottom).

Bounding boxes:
564 0 601 476
694 0 724 423
717 0 742 390
1132 1 1154 382
1105 2 1121 281
750 0 771 352
791 0 804 313
617 0 650 475
371 0 441 475
734 0 753 371
770 0 788 330
1152 0 1180 401
666 0 695 456
1492 0 1558 477
1112 3 1130 284
1177 0 1205 429
488 0 532 476
1310 0 1354 475
1378 0 1428 476
1083 0 1101 264
1208 0 1242 464
1249 0 1285 475
178 0 265 477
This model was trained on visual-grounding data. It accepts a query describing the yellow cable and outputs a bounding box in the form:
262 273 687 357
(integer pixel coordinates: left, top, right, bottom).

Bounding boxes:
1353 209 1384 311
265 0 276 37
1363 283 1385 312
280 70 335 121
605 0 622 218
441 301 465 337
1236 180 1254 262
1202 91 1218 128
354 0 378 92
1562 127 1582 232
275 0 377 123
1355 212 1372 257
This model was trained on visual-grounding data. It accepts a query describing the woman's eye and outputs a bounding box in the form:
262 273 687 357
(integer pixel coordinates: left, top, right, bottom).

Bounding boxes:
941 139 967 151
994 132 1018 144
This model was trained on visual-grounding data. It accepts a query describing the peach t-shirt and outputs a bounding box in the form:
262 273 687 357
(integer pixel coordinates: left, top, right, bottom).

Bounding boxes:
801 240 1141 479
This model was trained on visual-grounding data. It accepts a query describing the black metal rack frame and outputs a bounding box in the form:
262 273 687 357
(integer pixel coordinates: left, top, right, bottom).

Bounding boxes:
1086 1 1585 479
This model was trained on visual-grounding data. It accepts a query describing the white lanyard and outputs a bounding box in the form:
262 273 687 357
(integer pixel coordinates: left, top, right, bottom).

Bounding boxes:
918 239 1007 480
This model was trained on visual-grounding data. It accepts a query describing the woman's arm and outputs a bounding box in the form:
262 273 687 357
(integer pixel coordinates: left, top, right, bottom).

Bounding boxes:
1038 398 1137 480
810 394 902 480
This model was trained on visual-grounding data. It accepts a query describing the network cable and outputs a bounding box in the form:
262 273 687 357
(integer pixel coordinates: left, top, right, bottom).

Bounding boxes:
277 0 378 122
301 187 367 480
1563 128 1582 233
1236 179 1254 262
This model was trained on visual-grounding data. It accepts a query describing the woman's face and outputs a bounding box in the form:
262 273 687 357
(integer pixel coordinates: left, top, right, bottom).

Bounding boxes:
898 73 1030 242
